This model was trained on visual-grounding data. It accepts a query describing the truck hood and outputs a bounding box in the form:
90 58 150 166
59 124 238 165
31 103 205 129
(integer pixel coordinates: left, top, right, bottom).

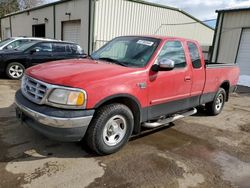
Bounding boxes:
26 58 142 88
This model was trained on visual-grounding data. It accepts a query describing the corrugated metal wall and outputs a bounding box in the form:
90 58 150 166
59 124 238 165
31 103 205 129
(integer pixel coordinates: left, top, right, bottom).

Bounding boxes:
94 0 214 50
212 10 250 64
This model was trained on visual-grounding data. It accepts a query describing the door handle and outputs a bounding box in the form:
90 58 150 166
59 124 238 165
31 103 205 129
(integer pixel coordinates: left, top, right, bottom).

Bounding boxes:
184 76 192 82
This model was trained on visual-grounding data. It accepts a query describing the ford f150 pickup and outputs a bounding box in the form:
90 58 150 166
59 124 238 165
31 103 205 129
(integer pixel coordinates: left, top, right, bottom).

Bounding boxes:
15 36 240 155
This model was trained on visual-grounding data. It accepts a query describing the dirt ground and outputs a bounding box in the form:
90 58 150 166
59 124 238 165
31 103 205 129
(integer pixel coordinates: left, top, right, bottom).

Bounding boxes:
0 78 250 188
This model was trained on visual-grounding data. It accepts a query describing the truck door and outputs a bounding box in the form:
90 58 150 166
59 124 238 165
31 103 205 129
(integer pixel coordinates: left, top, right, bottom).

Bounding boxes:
148 40 192 119
186 41 205 101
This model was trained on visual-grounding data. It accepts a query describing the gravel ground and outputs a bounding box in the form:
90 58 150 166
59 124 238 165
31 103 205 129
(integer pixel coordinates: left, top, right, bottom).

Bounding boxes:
0 78 250 188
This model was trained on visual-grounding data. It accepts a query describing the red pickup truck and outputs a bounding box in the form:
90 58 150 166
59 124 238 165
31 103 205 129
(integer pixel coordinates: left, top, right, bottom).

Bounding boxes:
15 36 239 155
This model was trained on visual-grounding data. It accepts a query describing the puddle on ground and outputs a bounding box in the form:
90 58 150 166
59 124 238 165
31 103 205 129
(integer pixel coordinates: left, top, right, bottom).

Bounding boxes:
213 151 250 188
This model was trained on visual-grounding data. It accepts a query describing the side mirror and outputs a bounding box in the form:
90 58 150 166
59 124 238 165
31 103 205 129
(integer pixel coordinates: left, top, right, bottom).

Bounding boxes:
159 58 175 70
30 49 39 54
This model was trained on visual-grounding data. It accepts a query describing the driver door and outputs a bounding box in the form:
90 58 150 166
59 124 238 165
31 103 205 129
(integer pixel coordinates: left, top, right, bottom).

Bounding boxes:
148 40 192 119
29 42 53 66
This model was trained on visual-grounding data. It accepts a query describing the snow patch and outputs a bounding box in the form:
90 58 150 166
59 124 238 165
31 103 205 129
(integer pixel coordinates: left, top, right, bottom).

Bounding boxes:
238 75 250 87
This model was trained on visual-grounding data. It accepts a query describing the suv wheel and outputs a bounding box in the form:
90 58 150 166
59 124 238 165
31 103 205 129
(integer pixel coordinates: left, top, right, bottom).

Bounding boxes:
85 103 134 155
6 62 25 80
206 88 226 116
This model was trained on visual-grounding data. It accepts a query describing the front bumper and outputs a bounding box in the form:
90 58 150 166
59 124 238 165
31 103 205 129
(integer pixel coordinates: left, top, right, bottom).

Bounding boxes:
15 90 95 142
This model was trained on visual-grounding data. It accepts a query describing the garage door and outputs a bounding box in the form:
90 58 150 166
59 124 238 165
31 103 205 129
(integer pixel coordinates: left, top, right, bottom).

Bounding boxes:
236 29 250 76
62 20 81 45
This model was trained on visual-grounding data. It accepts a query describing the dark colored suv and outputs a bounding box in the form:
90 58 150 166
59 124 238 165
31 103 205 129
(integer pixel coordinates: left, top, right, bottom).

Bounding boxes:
0 41 85 79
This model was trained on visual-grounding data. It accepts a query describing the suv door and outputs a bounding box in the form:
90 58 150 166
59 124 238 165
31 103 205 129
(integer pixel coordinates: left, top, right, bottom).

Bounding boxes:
29 42 53 65
148 40 192 119
52 43 72 60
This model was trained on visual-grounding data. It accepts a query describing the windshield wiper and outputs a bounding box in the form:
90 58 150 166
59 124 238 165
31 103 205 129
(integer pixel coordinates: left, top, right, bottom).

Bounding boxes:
97 57 127 67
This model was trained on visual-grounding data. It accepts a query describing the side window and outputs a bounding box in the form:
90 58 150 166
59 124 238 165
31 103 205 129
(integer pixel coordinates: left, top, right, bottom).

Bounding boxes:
158 41 186 68
68 44 83 54
33 43 52 52
187 42 202 69
52 43 67 53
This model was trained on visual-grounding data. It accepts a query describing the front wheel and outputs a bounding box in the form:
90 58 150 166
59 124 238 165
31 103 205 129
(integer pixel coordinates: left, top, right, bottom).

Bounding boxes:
85 103 134 155
6 62 25 80
206 88 226 116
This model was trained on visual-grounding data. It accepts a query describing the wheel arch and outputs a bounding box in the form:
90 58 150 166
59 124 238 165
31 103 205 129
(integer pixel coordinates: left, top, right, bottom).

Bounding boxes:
5 60 27 71
219 80 230 101
94 94 143 135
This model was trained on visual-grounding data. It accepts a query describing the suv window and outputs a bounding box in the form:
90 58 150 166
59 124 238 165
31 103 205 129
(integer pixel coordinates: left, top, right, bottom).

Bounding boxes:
158 41 186 68
32 43 52 52
188 42 202 69
53 43 67 53
68 44 83 54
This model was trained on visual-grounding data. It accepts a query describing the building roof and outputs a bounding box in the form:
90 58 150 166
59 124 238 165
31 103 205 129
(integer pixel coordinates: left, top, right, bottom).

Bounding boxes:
1 0 214 30
216 7 250 13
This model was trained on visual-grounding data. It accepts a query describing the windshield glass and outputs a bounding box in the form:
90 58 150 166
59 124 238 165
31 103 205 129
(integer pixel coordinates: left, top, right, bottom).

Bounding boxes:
91 36 161 68
15 42 38 51
0 38 14 48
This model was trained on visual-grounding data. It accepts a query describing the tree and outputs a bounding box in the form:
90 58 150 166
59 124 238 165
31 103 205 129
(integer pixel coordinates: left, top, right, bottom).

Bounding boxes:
0 0 19 38
18 0 44 10
0 0 19 18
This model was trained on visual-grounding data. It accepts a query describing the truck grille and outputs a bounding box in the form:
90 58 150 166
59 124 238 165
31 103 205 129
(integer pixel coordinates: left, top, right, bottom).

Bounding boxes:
21 76 48 104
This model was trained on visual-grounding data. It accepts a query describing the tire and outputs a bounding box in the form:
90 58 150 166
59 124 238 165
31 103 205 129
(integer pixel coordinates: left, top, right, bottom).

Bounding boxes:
85 103 134 155
6 62 25 80
206 88 226 116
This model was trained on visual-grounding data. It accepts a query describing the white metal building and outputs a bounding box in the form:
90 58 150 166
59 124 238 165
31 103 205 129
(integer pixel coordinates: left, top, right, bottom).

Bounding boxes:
1 0 214 54
211 7 250 77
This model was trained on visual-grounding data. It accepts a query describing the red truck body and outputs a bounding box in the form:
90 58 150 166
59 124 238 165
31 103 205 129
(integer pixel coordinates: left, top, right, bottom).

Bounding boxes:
16 36 239 155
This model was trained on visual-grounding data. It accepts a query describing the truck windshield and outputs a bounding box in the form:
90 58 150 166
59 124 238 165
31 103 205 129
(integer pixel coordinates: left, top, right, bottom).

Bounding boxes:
91 36 161 68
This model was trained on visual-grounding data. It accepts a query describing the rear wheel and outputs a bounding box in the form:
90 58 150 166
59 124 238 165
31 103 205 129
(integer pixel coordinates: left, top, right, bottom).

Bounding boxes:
85 103 134 155
206 88 226 116
6 62 25 80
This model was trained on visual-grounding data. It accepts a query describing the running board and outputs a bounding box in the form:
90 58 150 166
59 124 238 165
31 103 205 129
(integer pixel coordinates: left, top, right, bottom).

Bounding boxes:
142 108 197 128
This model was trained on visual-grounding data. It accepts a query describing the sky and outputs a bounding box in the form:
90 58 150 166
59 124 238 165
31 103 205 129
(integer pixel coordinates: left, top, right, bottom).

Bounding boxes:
147 0 250 20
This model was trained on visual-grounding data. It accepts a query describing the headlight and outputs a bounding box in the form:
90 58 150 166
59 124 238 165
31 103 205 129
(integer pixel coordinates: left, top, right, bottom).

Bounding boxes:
48 88 86 107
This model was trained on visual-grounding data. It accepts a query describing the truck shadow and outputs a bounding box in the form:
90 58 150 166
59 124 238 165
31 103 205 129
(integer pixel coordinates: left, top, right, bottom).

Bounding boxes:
0 104 98 163
0 103 175 163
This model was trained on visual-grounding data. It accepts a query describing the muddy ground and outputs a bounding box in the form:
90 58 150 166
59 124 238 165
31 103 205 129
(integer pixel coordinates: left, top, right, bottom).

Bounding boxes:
0 78 250 188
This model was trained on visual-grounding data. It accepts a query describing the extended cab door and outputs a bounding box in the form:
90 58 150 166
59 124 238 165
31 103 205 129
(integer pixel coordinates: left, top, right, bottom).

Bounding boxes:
148 40 192 119
186 41 206 99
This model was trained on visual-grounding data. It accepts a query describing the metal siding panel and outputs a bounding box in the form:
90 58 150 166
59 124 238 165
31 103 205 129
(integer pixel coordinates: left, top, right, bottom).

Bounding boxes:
94 0 214 50
236 29 250 75
215 11 250 64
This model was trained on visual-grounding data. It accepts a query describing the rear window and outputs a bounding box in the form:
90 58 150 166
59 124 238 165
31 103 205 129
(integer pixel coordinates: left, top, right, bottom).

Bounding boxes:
67 44 83 54
188 42 202 69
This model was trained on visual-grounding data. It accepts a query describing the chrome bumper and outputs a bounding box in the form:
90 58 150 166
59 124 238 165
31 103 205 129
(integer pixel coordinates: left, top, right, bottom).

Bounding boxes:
15 100 93 129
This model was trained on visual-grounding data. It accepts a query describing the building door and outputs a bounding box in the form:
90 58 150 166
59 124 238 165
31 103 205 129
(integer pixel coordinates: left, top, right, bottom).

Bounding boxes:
4 28 11 38
62 20 81 44
236 29 250 76
32 24 46 38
